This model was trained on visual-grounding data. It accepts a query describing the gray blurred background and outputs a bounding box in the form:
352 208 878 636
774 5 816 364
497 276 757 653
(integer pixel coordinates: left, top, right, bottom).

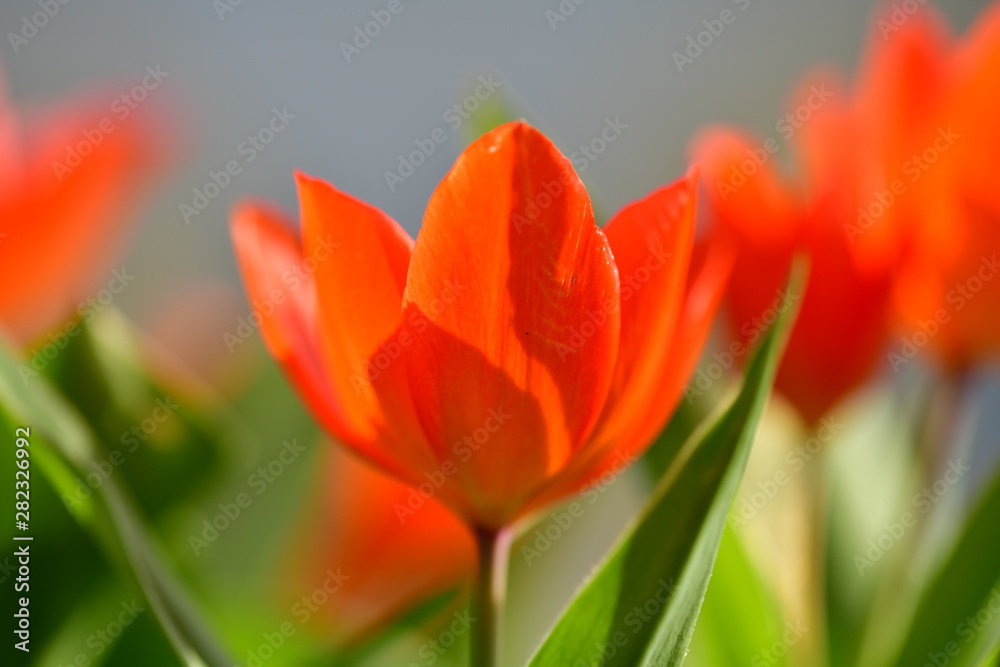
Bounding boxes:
1 0 989 329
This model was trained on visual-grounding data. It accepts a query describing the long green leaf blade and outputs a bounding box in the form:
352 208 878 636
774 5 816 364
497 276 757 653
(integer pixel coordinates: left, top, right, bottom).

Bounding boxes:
0 337 232 667
528 271 798 667
890 462 1000 667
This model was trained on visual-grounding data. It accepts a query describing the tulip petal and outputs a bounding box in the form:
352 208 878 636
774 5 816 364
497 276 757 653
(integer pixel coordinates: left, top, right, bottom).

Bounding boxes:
691 126 801 360
0 102 159 343
691 127 801 248
788 219 895 422
296 171 412 431
299 447 474 644
856 7 950 153
952 3 1000 218
401 122 620 523
630 234 735 448
0 70 16 185
531 234 734 508
580 173 697 460
695 123 897 422
295 174 455 489
230 202 344 433
230 201 431 483
781 73 907 282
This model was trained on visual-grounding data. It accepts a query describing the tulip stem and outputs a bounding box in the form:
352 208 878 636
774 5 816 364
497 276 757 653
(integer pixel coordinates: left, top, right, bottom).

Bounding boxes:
471 525 509 667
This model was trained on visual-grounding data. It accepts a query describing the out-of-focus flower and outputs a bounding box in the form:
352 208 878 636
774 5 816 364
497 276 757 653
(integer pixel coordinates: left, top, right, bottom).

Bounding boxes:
230 121 730 529
691 81 900 424
694 2 1000 416
861 2 1000 372
0 64 165 345
294 447 474 645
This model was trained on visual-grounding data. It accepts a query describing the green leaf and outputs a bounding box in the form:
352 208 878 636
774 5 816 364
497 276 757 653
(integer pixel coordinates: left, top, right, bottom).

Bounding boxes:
33 576 143 667
43 309 228 517
980 642 1000 666
685 525 790 667
824 382 926 667
0 336 233 667
322 591 461 667
642 394 709 485
890 459 1000 667
527 269 799 667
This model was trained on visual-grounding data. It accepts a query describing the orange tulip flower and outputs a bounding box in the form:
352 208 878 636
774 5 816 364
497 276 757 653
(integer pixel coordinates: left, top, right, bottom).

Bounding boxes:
694 2 1000 414
861 2 1000 372
0 65 164 345
230 121 731 529
691 74 901 424
294 447 474 645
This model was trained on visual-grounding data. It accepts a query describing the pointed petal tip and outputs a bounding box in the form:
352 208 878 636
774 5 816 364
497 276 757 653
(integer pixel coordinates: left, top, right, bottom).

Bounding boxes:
684 164 701 186
294 170 356 207
292 168 316 184
229 199 302 253
470 120 559 161
294 169 328 198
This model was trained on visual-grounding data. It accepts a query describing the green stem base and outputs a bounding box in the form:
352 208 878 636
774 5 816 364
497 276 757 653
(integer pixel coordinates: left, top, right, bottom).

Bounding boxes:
471 526 510 667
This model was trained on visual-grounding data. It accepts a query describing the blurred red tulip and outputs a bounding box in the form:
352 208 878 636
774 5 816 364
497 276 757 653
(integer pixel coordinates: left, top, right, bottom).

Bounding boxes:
691 79 900 423
694 2 1000 416
0 64 165 345
231 121 731 529
295 447 474 645
862 2 1000 371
